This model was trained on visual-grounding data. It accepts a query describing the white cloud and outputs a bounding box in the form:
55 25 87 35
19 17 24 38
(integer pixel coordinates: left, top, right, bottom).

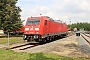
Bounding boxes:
80 0 89 9
32 5 50 14
17 0 90 24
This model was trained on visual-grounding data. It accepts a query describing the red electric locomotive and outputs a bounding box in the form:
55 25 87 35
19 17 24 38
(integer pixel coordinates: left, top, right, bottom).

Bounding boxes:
23 16 68 42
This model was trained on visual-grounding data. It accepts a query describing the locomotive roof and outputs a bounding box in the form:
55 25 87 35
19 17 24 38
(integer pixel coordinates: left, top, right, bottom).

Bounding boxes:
27 16 52 20
27 16 66 24
27 17 40 20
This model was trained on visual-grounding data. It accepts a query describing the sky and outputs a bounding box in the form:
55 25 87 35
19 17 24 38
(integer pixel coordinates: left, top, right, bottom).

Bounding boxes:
16 0 90 25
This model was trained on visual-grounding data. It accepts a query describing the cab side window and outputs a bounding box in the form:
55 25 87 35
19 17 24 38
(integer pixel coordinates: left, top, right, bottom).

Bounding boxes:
44 20 47 25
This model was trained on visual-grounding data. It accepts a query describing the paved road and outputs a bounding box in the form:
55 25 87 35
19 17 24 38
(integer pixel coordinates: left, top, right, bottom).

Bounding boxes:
78 34 90 53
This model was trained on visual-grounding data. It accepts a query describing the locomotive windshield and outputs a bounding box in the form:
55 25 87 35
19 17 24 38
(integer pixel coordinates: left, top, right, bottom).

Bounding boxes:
26 20 40 25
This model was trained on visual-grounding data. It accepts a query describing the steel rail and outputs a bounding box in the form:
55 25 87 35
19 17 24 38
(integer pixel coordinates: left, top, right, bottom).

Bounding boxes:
83 33 90 38
81 33 90 45
10 43 40 50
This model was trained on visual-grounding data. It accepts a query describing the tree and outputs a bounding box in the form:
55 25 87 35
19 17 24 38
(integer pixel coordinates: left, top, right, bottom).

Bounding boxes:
0 0 23 31
68 22 90 31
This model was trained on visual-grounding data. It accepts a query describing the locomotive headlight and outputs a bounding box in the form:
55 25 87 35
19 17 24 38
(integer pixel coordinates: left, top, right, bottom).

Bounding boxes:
35 28 39 30
36 32 39 34
25 28 29 31
26 32 28 34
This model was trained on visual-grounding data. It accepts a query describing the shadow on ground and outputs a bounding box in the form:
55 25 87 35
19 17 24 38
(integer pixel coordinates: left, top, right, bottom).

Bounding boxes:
80 44 90 53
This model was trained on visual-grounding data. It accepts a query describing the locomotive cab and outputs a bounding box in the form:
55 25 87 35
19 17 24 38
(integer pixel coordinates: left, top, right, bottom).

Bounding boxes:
23 16 49 42
23 19 40 40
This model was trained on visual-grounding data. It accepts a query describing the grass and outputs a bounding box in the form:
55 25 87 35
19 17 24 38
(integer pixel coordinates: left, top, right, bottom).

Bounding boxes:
0 48 90 60
0 37 90 60
0 37 23 44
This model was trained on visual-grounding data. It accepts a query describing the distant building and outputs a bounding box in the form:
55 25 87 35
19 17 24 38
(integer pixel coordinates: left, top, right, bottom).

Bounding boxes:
0 30 4 34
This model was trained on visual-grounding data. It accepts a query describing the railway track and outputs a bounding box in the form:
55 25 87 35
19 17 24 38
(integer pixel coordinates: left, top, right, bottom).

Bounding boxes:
81 33 90 45
10 36 64 50
9 35 68 50
83 33 90 38
10 42 41 50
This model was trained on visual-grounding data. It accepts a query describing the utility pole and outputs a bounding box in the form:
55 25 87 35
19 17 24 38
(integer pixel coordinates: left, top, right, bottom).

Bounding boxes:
69 19 71 30
8 31 10 48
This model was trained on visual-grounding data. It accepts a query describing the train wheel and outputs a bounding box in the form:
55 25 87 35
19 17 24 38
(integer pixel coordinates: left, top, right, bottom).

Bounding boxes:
35 39 39 42
27 37 30 42
51 36 55 41
46 36 50 43
38 37 42 42
23 35 27 40
49 36 52 42
41 38 46 43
